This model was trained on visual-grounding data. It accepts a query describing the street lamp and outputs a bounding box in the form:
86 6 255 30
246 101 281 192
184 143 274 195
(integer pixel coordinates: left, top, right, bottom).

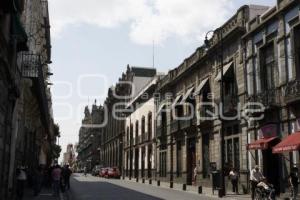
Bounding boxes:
204 29 226 197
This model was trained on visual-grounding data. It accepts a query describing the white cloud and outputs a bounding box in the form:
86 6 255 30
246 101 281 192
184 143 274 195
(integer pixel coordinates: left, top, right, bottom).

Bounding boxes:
49 0 233 45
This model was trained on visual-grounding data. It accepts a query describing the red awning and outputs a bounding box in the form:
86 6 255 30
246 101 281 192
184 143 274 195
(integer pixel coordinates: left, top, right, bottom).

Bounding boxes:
247 137 278 150
273 132 300 153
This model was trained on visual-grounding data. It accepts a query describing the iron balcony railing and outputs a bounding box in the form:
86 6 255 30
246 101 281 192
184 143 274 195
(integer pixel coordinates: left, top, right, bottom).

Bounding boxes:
157 125 166 138
198 106 213 123
255 88 278 107
19 52 40 78
223 95 238 113
285 80 300 104
170 120 180 133
179 117 192 130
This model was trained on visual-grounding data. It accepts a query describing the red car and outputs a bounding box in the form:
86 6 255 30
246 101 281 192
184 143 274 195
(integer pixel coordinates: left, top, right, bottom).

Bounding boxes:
99 168 109 178
107 167 121 179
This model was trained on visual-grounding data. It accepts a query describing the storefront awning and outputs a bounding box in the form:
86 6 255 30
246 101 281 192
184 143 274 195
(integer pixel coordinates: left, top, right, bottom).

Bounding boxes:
215 61 233 82
273 132 300 153
171 94 183 108
247 137 278 150
181 87 194 103
193 78 209 96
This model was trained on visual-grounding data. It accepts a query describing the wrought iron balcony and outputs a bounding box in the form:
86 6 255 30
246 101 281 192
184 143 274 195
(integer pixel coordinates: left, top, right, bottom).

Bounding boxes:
223 95 238 113
157 125 166 138
179 117 192 130
199 106 213 120
285 80 300 104
170 120 180 134
255 88 278 108
19 52 40 78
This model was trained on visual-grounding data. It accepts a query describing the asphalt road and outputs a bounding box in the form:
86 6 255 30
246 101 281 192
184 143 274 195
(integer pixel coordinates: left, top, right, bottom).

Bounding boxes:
65 174 216 200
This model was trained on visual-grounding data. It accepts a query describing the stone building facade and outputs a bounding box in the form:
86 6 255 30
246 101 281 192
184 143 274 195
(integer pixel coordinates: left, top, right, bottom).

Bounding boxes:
77 103 104 171
100 66 156 171
0 0 56 199
124 76 159 180
155 4 269 192
244 0 300 193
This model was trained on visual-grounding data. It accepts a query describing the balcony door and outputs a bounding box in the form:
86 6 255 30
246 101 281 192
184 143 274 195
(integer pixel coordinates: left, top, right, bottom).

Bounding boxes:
186 138 196 185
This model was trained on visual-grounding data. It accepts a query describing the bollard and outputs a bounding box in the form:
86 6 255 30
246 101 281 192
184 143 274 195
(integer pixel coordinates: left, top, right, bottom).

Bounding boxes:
142 178 145 183
149 179 152 184
157 180 160 186
182 184 186 191
170 182 173 188
198 186 202 194
136 178 139 182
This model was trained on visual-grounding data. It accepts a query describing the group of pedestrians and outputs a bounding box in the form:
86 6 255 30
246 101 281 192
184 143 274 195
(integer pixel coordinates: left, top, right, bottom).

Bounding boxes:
50 164 73 196
250 165 299 200
15 164 73 199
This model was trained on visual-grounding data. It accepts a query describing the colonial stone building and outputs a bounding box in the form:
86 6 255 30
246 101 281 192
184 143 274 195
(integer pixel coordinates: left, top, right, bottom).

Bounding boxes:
100 66 156 171
77 103 104 171
0 0 56 199
124 76 160 180
155 4 269 192
245 0 300 194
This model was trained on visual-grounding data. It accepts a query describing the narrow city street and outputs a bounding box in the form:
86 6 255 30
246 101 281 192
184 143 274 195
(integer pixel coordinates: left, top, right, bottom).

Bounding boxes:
65 174 215 200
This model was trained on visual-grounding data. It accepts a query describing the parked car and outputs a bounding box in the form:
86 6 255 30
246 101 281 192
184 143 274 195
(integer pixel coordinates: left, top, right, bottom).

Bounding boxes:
107 167 121 179
92 165 102 176
99 167 109 177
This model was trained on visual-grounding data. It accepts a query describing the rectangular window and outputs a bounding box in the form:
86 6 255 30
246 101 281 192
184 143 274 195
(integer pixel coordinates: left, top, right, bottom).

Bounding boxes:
286 37 293 81
254 57 261 93
176 141 182 177
260 44 275 90
247 61 254 95
277 43 286 84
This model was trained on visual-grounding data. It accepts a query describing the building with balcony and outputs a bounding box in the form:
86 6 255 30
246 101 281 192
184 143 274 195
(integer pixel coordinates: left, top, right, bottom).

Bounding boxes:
155 4 269 190
77 103 104 171
101 66 156 172
244 0 300 194
63 144 76 167
124 76 159 180
0 0 56 199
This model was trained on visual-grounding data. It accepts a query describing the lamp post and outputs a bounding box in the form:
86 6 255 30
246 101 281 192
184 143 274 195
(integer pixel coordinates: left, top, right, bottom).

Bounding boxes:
204 29 225 197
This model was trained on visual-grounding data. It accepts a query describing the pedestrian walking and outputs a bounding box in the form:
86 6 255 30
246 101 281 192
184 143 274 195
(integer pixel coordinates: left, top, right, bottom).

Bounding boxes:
289 167 299 200
84 166 87 177
250 165 264 200
16 166 27 200
51 164 62 197
229 168 239 194
33 165 44 196
193 166 197 186
62 165 72 190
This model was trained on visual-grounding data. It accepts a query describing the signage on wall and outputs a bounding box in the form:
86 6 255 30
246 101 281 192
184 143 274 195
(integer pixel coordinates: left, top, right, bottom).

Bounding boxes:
259 124 277 139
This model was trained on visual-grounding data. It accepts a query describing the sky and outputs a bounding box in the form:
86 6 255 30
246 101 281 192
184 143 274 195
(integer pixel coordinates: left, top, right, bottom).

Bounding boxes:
48 0 276 161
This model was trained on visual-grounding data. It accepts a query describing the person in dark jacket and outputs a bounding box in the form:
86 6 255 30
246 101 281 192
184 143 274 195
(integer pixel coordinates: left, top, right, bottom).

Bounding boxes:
289 167 299 200
62 165 72 190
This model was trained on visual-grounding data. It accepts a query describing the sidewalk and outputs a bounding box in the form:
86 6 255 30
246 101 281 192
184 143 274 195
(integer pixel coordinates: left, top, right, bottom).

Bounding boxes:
23 187 63 200
122 177 297 200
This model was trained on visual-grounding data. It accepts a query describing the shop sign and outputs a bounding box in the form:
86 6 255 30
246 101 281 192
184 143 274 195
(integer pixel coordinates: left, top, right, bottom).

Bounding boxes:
259 124 277 138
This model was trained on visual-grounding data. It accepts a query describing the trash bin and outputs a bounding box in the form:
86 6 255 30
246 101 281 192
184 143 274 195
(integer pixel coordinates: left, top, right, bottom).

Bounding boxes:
211 170 221 195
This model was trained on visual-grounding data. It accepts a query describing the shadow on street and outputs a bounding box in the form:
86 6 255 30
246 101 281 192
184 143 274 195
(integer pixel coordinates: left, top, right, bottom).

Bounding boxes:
65 174 163 200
